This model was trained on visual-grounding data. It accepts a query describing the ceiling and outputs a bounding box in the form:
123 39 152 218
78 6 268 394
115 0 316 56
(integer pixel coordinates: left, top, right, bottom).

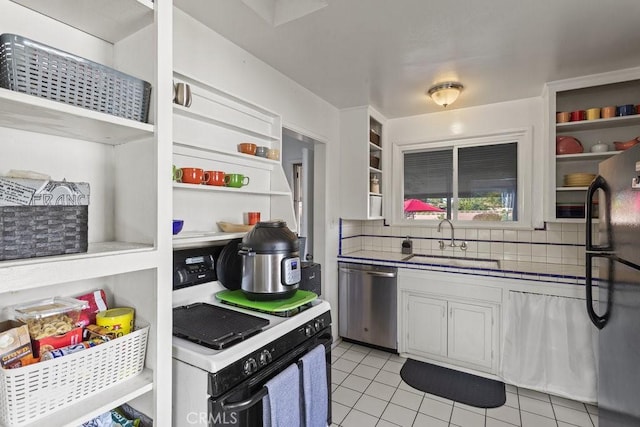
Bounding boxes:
174 0 640 118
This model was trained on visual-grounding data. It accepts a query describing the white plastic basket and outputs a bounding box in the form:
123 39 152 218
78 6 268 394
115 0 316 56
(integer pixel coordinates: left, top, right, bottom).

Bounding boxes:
0 324 149 426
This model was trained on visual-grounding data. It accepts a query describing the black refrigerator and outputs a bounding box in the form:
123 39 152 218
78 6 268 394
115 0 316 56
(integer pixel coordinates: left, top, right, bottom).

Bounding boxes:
585 143 640 427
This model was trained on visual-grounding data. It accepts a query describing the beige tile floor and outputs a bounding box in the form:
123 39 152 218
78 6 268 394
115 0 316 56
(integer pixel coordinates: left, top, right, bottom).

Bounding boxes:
330 341 598 427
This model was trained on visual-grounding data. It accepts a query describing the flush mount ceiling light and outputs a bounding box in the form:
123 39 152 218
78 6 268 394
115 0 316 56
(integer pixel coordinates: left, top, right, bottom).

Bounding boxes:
427 82 464 107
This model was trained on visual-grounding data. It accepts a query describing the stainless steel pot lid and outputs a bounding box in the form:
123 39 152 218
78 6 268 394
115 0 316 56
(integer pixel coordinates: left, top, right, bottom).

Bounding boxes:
241 220 299 253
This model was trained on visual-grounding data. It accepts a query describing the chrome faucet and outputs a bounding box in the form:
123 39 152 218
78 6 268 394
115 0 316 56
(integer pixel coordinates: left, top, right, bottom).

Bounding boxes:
437 219 456 249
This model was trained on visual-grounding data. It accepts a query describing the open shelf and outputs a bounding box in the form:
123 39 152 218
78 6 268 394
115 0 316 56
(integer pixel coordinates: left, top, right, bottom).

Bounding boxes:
556 114 640 132
369 141 382 152
173 182 289 196
556 151 621 162
556 186 589 191
10 0 154 43
0 242 156 292
0 88 154 144
174 141 279 169
173 231 246 247
18 369 153 427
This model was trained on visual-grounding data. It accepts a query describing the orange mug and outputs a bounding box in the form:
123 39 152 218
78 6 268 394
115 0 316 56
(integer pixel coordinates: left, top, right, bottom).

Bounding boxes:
556 112 570 123
205 170 225 186
181 167 207 184
601 106 616 118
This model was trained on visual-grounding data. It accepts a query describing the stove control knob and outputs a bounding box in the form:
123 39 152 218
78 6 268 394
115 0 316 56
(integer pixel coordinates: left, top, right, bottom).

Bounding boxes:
304 325 314 337
314 320 322 330
259 349 272 366
243 358 258 375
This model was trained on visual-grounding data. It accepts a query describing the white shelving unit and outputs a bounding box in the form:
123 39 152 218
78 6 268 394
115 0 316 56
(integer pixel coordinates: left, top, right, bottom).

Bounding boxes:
544 67 640 222
0 0 173 425
172 73 296 247
9 0 154 43
339 106 386 220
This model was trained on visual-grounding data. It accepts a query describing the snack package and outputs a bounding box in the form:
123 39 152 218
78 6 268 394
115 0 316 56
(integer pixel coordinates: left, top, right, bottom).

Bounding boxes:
32 327 82 357
75 289 108 327
0 320 32 368
112 409 140 427
82 411 112 427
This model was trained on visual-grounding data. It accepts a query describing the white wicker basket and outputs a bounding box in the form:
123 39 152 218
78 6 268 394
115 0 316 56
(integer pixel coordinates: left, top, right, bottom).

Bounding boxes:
0 324 149 426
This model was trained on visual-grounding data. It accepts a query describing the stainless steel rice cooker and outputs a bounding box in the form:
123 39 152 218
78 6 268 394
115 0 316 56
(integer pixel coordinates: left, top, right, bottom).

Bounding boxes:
239 220 301 300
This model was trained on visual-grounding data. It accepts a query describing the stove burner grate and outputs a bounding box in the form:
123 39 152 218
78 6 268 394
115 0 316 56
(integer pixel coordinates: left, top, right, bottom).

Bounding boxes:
173 303 269 350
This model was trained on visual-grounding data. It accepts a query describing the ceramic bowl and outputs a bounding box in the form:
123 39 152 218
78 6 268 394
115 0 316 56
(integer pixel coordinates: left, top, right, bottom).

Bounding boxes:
173 219 184 235
238 143 257 155
614 137 640 151
556 136 583 155
255 146 269 158
591 142 609 153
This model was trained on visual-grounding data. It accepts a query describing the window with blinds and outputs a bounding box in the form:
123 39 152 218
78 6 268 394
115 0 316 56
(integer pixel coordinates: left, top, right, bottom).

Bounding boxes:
403 142 518 221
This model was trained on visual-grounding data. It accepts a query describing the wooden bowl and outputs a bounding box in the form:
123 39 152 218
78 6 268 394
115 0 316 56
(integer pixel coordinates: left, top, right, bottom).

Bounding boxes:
217 221 254 233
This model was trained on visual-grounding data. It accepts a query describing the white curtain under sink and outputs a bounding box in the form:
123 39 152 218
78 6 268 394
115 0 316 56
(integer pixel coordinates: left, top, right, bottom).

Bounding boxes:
501 291 598 403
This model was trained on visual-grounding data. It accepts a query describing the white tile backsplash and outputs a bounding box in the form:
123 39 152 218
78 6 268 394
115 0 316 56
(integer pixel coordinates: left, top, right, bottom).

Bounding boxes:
341 221 596 267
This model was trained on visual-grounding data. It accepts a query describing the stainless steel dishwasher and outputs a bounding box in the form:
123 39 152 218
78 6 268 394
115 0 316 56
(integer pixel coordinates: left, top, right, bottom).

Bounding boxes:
338 262 397 351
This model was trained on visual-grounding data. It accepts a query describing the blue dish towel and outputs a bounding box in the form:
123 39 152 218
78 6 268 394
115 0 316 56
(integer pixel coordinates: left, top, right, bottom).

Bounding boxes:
262 363 301 427
300 345 328 427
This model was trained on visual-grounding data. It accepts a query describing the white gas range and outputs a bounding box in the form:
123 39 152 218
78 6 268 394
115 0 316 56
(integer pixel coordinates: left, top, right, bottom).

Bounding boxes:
171 281 332 426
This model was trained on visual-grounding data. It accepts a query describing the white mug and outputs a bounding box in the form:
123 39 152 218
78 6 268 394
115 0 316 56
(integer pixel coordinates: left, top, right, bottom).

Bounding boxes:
174 82 192 107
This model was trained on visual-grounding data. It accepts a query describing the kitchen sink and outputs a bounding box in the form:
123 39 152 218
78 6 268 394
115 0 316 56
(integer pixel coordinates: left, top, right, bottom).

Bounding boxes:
401 254 500 269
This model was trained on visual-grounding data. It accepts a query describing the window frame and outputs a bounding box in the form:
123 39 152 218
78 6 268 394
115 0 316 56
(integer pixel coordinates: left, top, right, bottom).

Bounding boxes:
390 128 533 229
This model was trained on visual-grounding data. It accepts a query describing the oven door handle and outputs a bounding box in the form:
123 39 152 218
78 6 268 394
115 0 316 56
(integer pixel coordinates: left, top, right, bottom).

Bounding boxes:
219 387 268 412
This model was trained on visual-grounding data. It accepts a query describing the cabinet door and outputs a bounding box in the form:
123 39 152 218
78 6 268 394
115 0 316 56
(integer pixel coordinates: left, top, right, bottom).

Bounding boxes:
447 301 494 369
406 295 447 358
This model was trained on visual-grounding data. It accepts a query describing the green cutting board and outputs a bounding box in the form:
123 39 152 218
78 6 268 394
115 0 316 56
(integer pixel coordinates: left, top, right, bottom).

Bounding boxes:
215 289 318 312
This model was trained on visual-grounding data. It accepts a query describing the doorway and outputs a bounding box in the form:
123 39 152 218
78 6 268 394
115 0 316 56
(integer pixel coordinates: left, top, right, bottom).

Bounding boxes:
282 128 316 261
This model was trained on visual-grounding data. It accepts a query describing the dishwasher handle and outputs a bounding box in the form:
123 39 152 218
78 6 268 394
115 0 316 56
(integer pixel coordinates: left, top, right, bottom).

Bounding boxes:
339 267 397 278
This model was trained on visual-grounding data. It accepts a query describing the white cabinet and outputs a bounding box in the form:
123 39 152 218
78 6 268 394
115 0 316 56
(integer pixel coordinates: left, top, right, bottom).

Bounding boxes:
545 67 640 222
406 295 447 358
447 301 494 368
339 106 386 220
0 1 172 425
171 72 296 247
399 269 501 374
403 293 496 371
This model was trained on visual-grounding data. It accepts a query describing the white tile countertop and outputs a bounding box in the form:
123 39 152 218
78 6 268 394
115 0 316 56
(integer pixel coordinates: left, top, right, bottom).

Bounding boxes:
338 250 593 285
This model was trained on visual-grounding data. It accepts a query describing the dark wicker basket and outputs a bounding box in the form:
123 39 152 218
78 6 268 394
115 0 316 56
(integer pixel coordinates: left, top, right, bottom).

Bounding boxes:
0 33 151 123
0 205 88 261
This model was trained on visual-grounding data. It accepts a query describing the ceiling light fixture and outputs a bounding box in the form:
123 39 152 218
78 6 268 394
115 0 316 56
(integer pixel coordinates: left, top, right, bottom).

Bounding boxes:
427 82 464 107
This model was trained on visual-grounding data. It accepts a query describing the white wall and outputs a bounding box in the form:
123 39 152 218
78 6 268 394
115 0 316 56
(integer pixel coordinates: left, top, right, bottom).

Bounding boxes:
387 97 545 228
174 8 342 338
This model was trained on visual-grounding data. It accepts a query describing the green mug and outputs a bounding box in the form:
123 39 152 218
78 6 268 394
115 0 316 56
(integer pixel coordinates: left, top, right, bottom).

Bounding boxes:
172 165 182 182
224 173 250 188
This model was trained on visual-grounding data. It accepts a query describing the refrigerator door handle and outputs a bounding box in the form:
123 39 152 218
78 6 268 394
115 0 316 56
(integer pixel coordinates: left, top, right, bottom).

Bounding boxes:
586 175 612 252
585 253 612 329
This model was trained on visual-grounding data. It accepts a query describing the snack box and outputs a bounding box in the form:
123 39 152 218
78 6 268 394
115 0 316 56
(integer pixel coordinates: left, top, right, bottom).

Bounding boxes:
13 296 88 339
32 326 83 357
0 320 32 368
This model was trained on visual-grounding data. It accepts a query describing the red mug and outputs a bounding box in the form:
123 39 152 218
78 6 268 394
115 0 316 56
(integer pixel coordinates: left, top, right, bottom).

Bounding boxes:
181 167 207 184
205 170 225 186
246 212 261 225
570 110 586 121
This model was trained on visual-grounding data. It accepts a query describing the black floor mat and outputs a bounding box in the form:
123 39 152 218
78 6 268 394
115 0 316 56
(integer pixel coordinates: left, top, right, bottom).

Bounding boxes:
400 359 506 408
